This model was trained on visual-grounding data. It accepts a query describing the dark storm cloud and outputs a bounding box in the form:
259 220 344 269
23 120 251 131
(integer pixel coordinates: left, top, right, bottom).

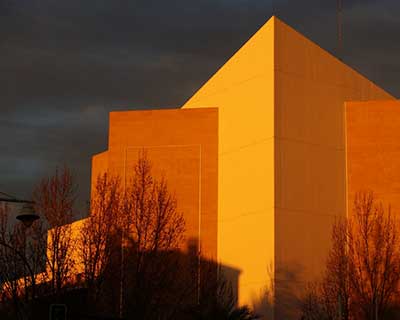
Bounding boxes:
340 0 400 95
1 0 274 111
1 0 399 214
276 0 400 96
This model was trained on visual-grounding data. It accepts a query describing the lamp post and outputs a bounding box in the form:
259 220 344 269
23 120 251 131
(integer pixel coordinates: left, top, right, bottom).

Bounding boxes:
0 190 40 299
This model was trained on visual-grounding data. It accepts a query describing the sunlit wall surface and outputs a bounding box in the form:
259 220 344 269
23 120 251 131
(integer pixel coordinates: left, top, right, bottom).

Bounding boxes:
91 108 218 259
182 17 275 315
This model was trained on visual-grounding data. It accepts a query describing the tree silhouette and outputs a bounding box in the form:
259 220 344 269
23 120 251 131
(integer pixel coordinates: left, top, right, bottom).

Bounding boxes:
33 166 77 297
348 192 400 319
79 173 121 314
120 150 186 319
300 191 400 320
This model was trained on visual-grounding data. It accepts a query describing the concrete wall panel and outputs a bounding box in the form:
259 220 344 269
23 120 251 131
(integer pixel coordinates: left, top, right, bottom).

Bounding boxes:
92 108 218 259
346 100 400 214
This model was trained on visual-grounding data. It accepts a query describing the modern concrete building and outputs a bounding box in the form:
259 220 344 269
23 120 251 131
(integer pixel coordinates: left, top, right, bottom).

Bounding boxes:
90 16 398 319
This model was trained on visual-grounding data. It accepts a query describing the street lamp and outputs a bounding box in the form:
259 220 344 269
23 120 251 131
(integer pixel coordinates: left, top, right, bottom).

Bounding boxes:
0 191 40 226
17 202 39 228
0 191 41 303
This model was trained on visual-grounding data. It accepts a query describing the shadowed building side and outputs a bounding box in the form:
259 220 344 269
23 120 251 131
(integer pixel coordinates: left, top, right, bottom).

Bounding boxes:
273 16 393 320
346 100 400 215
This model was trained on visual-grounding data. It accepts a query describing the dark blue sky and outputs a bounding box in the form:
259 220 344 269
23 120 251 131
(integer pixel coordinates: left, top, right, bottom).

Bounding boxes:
1 0 399 212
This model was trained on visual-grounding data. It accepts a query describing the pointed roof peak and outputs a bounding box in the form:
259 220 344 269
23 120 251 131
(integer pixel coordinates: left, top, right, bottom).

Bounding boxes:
253 15 292 39
262 15 286 26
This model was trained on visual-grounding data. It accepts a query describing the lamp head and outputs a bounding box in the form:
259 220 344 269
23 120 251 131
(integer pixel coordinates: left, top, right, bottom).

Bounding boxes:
16 203 39 228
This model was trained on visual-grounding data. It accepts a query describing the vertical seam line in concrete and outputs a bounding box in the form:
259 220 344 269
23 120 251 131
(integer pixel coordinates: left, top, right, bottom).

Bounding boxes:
123 146 127 192
198 144 202 303
198 144 202 255
344 102 349 220
272 17 277 299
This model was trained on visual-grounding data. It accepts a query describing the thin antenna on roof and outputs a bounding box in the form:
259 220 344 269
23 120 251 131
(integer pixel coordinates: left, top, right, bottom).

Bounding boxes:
337 0 343 59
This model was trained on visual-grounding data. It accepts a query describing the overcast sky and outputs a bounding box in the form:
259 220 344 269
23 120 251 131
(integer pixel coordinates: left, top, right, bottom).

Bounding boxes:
1 0 399 214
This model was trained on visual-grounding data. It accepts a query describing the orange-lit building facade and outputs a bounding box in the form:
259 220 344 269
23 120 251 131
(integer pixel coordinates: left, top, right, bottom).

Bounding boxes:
92 108 218 260
85 16 398 319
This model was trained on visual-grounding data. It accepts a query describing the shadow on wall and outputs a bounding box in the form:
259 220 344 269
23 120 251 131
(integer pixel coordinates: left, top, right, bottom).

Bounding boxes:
186 237 241 306
252 262 305 320
219 263 241 307
22 237 242 320
121 235 236 319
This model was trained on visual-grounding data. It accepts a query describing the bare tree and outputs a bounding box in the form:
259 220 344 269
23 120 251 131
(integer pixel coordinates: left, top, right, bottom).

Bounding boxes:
300 191 400 320
320 217 351 320
121 151 186 319
79 173 121 311
299 283 332 320
32 166 77 296
123 151 185 252
348 191 400 320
